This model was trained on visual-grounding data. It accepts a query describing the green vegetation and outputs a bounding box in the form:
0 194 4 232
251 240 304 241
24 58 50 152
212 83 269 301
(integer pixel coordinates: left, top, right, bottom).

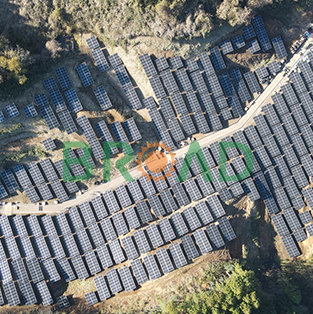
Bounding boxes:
162 262 260 314
149 259 313 314
0 123 23 136
4 146 49 163
1 0 312 100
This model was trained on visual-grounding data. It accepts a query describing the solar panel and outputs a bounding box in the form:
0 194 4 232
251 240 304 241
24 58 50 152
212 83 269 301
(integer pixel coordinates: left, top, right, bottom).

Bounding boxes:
242 25 256 40
123 206 140 231
247 39 261 54
267 61 281 75
64 88 83 113
299 62 313 85
146 223 164 249
13 164 32 189
76 228 93 253
183 206 202 231
112 212 129 236
124 117 142 142
90 196 108 221
210 46 226 71
49 180 68 202
281 234 301 258
41 137 56 152
0 259 12 283
106 268 123 294
76 63 94 87
206 223 225 249
272 36 288 59
121 236 139 260
12 258 29 282
108 53 123 68
219 72 234 96
281 83 298 106
55 67 72 90
71 255 89 279
143 254 162 279
232 34 246 50
119 266 136 292
174 68 193 92
34 94 49 108
189 70 208 94
136 200 153 224
33 235 51 260
84 249 101 275
262 104 280 126
233 79 252 103
272 213 290 236
96 244 113 269
0 110 5 123
162 68 179 94
180 113 197 136
256 28 272 52
93 85 112 110
159 188 178 213
87 222 104 248
1 169 19 194
35 280 53 306
218 217 236 242
48 235 66 259
47 88 67 112
24 103 38 118
110 121 130 144
197 52 215 74
299 211 313 225
86 35 100 50
130 258 149 285
26 258 45 283
156 248 174 274
103 190 120 214
42 258 61 282
149 75 167 100
185 58 199 72
184 178 202 201
57 109 78 134
143 96 158 109
124 85 142 109
139 53 158 78
91 47 110 72
133 229 151 254
290 71 307 95
79 201 96 226
85 291 99 305
94 275 112 300
154 56 169 72
193 228 212 254
220 39 234 55
158 217 176 242
169 56 184 69
109 238 126 264
272 186 291 210
170 212 189 237
204 73 224 98
3 281 20 307
39 105 60 129
292 105 309 128
95 120 118 155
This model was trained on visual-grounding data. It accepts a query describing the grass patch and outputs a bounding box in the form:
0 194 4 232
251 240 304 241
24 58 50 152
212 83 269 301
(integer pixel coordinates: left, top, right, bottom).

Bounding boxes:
4 146 49 163
0 123 23 136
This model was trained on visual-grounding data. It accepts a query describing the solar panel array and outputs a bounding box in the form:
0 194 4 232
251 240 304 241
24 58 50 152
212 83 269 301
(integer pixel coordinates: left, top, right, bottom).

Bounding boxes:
76 63 94 87
5 103 19 119
24 103 38 118
272 36 288 59
93 85 113 110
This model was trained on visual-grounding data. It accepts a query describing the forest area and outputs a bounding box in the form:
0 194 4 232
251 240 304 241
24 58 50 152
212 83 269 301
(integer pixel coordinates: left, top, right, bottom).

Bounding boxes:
0 0 312 100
